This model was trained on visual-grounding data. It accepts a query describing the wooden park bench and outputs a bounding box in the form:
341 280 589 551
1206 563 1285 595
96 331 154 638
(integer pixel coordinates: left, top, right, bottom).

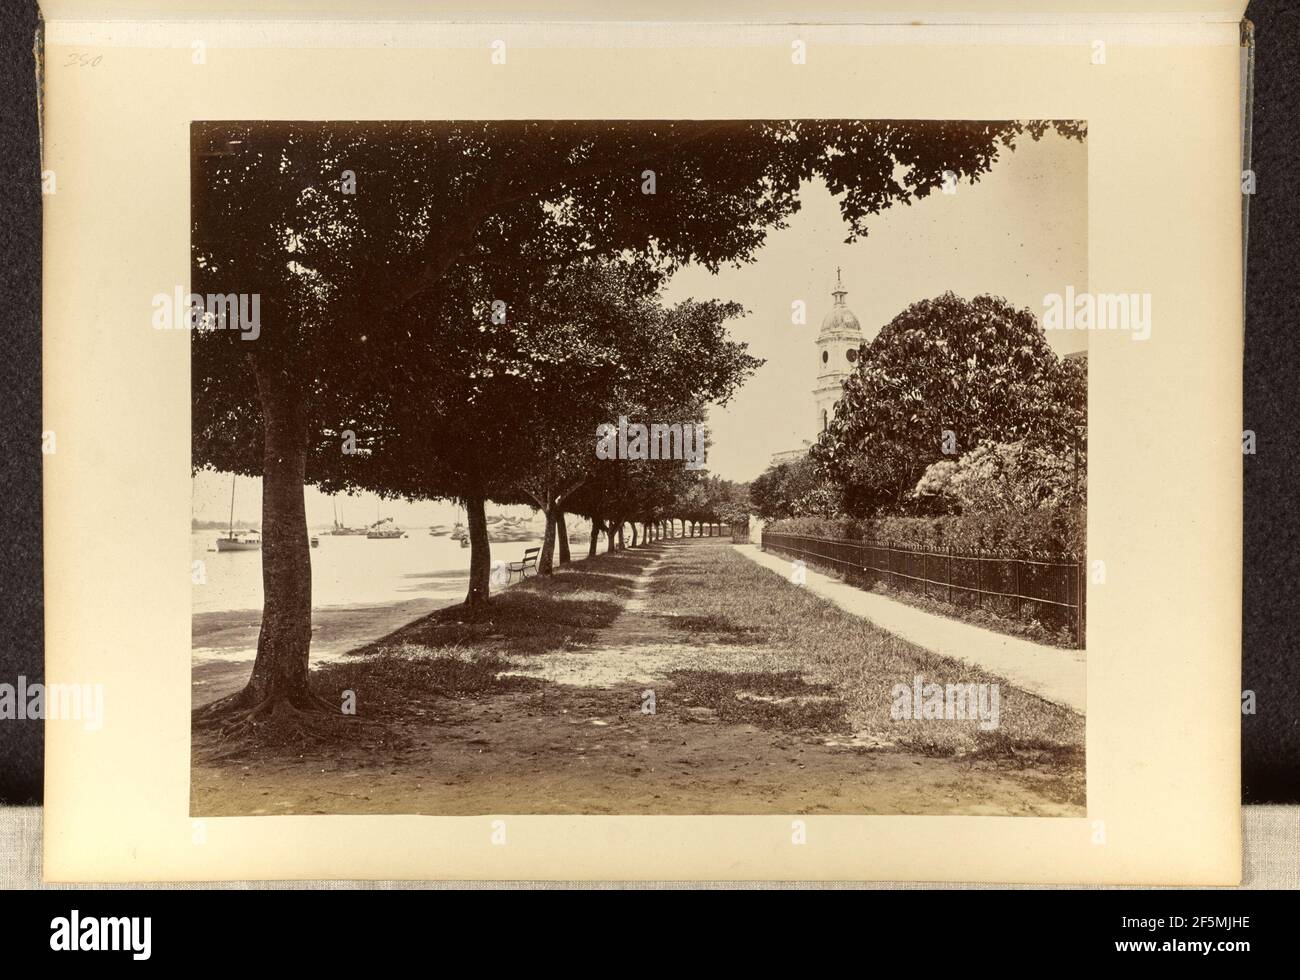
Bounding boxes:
507 547 540 582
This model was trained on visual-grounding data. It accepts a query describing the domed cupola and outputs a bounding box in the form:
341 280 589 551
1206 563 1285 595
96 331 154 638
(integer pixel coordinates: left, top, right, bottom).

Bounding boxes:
813 269 866 433
819 271 863 339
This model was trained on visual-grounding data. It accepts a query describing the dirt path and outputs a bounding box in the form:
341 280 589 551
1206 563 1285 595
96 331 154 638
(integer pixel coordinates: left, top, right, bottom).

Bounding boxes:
194 540 1082 817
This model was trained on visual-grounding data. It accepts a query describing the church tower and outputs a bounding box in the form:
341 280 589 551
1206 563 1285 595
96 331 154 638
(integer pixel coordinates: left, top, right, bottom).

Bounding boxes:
813 269 865 433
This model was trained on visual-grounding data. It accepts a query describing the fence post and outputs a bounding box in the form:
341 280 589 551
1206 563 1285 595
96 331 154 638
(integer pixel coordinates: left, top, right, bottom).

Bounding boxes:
1076 558 1085 649
1014 555 1021 621
947 547 952 605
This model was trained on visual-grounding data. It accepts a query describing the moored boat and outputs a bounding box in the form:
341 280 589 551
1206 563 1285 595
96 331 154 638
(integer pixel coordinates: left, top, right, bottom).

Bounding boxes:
326 498 367 535
216 529 261 552
215 475 261 551
487 517 535 542
366 518 405 539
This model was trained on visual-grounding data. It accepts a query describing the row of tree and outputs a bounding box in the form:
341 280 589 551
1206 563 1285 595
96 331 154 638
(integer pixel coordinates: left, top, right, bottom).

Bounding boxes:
191 119 1083 723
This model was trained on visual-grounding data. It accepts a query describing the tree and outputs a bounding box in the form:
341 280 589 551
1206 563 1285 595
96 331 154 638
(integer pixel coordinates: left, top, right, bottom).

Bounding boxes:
749 456 839 519
504 285 757 575
811 292 1085 516
192 120 1084 725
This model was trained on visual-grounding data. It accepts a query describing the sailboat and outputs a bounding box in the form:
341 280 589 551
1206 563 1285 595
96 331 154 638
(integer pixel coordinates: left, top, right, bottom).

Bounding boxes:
215 475 261 552
450 504 470 546
366 517 405 540
366 501 405 539
450 502 469 542
326 497 367 535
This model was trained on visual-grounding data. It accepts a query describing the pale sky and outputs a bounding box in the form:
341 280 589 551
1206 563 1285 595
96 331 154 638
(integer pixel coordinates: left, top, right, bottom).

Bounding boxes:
195 126 1086 522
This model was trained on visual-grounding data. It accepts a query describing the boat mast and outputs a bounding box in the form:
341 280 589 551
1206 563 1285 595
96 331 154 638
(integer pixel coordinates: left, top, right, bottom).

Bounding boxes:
227 474 236 538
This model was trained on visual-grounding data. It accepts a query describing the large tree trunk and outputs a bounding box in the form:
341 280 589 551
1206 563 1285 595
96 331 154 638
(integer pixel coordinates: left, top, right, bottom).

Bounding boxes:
196 372 332 731
557 510 571 564
246 384 314 705
588 518 601 557
464 491 491 609
617 522 625 550
538 503 558 575
607 518 619 554
630 522 639 547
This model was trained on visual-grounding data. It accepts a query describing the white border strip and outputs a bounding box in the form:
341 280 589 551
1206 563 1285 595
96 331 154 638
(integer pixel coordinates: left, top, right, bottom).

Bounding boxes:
45 20 1243 48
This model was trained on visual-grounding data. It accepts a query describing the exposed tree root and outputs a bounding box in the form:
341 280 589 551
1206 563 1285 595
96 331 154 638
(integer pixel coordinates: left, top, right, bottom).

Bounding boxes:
457 597 492 621
194 684 355 753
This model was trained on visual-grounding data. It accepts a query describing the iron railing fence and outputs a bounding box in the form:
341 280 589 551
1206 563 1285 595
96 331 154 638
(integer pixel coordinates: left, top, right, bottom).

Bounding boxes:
761 530 1085 648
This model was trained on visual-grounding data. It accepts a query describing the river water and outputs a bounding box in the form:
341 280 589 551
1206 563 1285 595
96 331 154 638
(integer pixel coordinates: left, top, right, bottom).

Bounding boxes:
190 524 555 674
192 529 556 614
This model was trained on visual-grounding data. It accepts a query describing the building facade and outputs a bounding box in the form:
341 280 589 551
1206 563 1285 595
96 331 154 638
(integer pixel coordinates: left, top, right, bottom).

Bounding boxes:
813 270 866 435
769 270 869 468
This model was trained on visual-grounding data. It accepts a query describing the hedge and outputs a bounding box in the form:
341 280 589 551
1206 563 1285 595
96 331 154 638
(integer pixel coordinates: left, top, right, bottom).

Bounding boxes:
766 507 1083 558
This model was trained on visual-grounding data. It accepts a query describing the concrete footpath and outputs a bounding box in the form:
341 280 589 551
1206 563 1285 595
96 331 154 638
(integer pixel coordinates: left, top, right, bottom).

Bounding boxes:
733 543 1086 715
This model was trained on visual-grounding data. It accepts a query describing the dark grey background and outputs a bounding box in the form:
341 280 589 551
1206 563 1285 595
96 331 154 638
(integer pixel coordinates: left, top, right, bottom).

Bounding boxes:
1241 0 1299 802
1 0 43 804
0 1 1295 803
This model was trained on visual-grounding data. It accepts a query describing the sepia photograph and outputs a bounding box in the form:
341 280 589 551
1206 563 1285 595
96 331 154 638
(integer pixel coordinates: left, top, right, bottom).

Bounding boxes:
15 0 1265 909
188 119 1089 818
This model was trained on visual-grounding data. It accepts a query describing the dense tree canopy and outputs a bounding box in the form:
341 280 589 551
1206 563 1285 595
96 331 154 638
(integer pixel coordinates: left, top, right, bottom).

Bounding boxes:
811 292 1086 516
308 260 759 589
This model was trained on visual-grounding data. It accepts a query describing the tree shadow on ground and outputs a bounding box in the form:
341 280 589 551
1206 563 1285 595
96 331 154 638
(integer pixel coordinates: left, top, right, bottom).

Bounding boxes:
343 548 661 661
315 651 548 719
665 669 850 734
537 570 645 600
652 613 767 645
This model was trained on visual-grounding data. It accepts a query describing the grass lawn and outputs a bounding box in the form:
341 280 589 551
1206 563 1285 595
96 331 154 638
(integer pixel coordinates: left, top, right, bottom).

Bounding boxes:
192 538 1084 816
647 540 1084 759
